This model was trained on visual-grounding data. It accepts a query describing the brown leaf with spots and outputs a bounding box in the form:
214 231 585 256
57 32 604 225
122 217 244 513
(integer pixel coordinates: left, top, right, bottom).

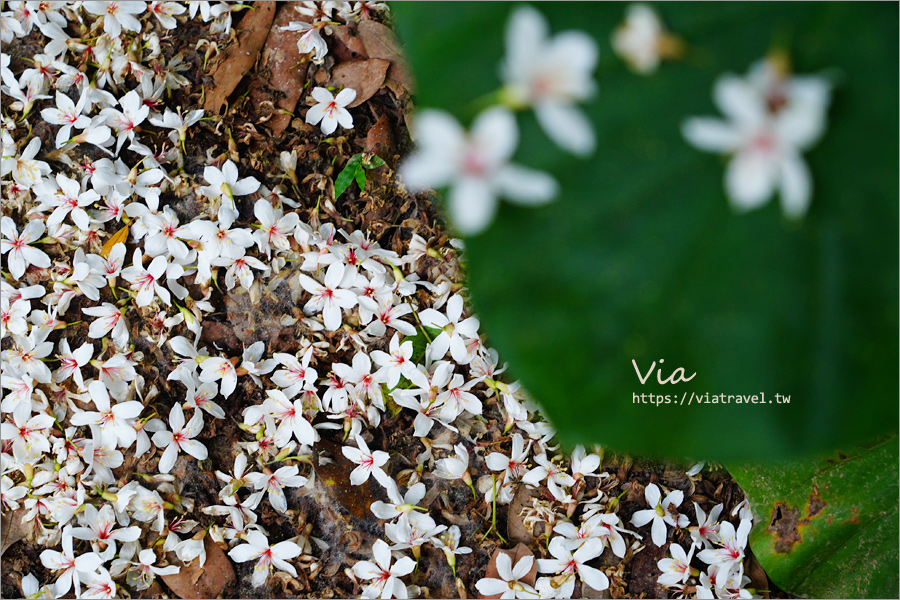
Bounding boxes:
332 24 369 61
366 114 395 162
248 1 310 137
160 537 235 599
357 19 414 95
204 1 277 114
329 58 390 108
479 543 538 600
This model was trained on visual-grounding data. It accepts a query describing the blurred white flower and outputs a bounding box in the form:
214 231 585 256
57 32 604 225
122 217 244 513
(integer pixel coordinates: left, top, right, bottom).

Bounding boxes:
682 57 831 219
147 1 186 29
400 107 557 236
657 542 697 587
501 5 598 155
612 4 681 75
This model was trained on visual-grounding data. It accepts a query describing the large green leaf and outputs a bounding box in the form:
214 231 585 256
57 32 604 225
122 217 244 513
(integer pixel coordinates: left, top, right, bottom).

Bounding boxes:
391 2 898 459
728 435 899 598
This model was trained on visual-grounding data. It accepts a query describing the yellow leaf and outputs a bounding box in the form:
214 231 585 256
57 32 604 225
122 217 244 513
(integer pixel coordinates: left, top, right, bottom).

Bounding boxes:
101 225 129 259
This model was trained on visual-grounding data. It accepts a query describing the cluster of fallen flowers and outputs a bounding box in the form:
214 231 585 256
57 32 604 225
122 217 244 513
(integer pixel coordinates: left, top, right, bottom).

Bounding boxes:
1 2 762 599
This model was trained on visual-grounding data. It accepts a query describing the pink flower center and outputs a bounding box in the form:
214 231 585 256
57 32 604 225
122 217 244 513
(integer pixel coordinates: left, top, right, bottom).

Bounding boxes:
751 132 776 153
137 272 157 289
461 150 488 177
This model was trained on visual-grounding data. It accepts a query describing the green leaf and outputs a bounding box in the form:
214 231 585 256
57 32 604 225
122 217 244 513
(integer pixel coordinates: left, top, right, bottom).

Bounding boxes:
392 2 899 459
364 155 386 169
407 325 443 368
728 435 899 598
334 154 363 198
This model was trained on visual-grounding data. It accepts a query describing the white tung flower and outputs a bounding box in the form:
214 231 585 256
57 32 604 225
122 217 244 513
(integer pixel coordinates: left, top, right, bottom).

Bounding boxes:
352 539 416 599
228 530 302 588
70 380 144 448
1 216 51 280
341 434 390 486
501 5 599 155
474 551 536 599
305 87 356 135
400 107 558 236
151 403 207 474
297 261 358 330
120 249 171 306
83 1 147 38
629 482 689 547
612 4 680 75
198 159 261 227
682 58 832 219
281 20 329 64
2 138 51 189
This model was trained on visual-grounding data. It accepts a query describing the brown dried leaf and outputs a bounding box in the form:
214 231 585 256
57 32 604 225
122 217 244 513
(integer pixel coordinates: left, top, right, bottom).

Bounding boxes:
329 58 390 108
1 508 28 555
248 1 310 136
204 2 277 114
357 19 414 95
160 537 235 599
332 24 369 61
507 486 539 545
480 544 538 600
312 438 385 520
366 113 394 161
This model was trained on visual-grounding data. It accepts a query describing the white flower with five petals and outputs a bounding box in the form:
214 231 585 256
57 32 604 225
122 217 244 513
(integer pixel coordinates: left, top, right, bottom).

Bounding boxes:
629 482 689 547
151 403 207 474
352 539 416 599
228 530 302 588
297 261 358 330
682 58 831 219
1 216 51 280
400 107 557 236
305 87 356 134
501 5 599 155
